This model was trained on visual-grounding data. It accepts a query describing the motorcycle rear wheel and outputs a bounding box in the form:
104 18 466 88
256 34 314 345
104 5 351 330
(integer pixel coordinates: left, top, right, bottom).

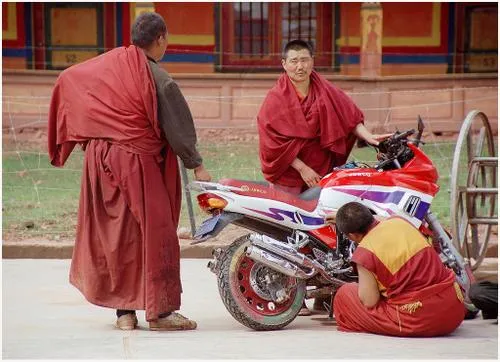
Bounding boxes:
216 234 306 331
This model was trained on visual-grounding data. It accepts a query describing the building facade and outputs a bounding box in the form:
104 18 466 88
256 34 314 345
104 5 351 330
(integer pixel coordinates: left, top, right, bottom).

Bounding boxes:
2 2 498 75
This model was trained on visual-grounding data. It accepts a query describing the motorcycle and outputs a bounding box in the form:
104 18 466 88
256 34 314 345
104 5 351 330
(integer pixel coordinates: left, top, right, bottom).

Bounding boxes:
189 117 474 331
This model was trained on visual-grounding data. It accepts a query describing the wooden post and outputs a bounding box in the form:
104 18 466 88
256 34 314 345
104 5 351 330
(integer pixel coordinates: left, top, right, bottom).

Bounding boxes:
360 2 383 77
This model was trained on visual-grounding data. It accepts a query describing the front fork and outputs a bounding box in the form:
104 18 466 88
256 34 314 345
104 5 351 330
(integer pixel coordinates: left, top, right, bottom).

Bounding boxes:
424 211 474 299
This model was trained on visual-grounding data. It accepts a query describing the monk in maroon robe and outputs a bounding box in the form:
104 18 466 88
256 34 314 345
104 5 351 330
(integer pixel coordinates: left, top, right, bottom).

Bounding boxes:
258 39 389 314
258 39 389 196
332 202 465 336
48 12 211 331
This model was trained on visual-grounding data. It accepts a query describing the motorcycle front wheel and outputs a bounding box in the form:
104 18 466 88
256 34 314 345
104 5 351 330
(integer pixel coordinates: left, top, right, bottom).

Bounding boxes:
216 234 306 331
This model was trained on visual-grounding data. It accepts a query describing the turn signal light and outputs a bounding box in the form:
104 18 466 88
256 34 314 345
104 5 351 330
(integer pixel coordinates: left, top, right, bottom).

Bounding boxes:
207 198 227 208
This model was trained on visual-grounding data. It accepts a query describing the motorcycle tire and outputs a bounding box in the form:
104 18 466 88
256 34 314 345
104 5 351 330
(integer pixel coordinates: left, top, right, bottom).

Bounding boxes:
216 233 306 331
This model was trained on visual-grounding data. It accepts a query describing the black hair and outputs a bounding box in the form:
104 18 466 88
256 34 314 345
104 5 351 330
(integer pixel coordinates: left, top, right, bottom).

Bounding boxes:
131 12 167 48
336 202 375 235
282 39 314 59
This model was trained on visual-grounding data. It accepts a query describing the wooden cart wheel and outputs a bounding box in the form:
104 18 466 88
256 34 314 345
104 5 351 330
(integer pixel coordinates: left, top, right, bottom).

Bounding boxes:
450 110 497 270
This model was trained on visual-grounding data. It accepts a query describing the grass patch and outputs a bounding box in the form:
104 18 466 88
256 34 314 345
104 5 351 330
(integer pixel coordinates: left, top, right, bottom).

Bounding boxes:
1 140 477 240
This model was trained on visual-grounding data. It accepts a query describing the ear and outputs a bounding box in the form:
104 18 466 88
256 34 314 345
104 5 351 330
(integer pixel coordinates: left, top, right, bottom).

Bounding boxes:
281 58 286 70
348 232 363 243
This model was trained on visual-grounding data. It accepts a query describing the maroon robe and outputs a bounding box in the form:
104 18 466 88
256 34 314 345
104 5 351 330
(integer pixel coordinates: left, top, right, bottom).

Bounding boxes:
333 218 465 336
48 45 182 321
257 71 363 188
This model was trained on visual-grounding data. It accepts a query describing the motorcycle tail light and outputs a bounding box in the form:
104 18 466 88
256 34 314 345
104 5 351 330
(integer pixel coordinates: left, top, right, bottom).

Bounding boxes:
197 193 228 213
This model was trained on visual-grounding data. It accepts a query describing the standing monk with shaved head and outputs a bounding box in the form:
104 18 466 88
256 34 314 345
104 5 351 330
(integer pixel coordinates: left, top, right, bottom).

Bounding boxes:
257 39 390 314
48 12 211 331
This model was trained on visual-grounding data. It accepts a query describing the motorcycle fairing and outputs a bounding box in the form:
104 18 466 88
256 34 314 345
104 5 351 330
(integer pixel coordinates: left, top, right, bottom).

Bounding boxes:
320 184 434 228
218 178 320 212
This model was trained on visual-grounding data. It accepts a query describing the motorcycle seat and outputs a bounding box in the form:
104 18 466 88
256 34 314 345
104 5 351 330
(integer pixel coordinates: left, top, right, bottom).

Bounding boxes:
298 186 321 201
218 179 320 212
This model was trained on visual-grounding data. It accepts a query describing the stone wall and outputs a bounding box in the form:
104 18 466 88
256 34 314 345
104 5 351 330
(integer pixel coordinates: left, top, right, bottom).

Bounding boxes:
3 70 498 134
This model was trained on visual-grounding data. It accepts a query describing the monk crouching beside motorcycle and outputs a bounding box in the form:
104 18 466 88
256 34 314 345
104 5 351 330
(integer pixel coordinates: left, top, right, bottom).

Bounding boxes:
332 202 465 337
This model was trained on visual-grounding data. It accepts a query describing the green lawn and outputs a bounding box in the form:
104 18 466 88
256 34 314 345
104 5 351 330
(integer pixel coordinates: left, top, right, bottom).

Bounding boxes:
1 140 477 240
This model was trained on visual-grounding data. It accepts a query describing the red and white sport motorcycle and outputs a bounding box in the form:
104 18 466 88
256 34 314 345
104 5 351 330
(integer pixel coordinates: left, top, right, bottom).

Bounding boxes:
189 118 474 331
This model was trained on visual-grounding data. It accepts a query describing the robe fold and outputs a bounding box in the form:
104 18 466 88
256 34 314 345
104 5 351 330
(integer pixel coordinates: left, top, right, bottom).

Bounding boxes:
334 217 465 336
48 45 182 321
257 71 363 187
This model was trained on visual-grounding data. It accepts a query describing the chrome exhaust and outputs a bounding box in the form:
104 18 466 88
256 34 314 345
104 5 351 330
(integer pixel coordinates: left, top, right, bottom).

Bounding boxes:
248 234 347 286
244 245 315 279
249 233 316 269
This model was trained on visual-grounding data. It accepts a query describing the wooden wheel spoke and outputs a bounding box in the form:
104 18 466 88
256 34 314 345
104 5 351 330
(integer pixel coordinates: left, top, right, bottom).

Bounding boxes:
466 132 474 164
474 127 486 157
457 194 469 250
470 224 479 258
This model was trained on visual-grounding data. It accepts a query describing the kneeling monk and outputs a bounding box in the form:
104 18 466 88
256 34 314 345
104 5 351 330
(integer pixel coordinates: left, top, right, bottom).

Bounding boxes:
48 12 211 331
332 202 465 337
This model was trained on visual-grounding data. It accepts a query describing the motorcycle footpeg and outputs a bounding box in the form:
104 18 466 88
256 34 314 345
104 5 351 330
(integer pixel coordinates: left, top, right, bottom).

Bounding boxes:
212 247 224 258
207 247 224 274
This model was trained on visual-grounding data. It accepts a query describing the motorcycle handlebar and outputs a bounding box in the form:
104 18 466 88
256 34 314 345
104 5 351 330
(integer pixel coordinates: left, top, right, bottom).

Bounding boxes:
374 128 415 170
374 158 395 170
393 128 415 140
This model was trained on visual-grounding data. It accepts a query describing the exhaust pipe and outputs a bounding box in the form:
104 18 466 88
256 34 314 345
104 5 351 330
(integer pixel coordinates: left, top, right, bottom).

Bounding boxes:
248 234 347 286
250 234 316 269
244 245 315 279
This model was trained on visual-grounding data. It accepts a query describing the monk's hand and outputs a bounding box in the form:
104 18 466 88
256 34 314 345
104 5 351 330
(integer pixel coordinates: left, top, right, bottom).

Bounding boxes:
324 211 337 225
365 133 392 146
194 164 212 182
299 166 321 188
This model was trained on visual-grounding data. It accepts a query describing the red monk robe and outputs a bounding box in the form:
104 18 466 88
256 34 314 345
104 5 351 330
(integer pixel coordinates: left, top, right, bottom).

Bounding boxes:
48 45 182 321
334 217 465 337
257 70 363 188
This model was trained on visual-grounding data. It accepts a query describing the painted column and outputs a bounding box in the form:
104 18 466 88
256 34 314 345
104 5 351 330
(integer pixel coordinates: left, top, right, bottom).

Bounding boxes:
360 2 382 77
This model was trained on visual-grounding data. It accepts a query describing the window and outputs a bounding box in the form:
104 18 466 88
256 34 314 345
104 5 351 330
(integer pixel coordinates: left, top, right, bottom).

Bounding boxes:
233 3 269 56
218 2 333 72
281 3 317 51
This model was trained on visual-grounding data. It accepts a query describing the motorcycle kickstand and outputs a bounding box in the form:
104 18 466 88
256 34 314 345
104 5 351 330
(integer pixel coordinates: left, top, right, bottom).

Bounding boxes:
324 290 336 320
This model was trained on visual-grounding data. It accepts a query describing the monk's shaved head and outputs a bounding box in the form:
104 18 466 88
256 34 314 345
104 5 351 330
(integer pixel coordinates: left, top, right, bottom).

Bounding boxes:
131 12 167 49
282 39 313 60
336 202 374 235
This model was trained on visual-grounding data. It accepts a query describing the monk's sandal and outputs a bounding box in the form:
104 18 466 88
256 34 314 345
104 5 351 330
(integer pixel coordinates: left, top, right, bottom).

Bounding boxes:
116 313 138 330
149 312 197 331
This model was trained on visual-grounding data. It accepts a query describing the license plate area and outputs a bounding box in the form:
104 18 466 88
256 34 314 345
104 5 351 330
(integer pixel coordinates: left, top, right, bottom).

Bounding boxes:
193 213 222 240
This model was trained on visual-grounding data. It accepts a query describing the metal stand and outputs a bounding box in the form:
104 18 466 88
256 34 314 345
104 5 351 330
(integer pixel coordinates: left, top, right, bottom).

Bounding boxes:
178 158 197 237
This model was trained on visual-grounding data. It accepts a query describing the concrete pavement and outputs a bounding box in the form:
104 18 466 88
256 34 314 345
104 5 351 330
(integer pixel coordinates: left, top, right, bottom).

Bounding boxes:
3 259 498 359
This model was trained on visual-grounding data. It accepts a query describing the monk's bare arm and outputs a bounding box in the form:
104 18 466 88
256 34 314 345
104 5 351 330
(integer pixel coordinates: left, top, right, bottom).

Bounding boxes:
291 158 320 187
290 158 307 172
354 124 392 147
357 265 381 308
